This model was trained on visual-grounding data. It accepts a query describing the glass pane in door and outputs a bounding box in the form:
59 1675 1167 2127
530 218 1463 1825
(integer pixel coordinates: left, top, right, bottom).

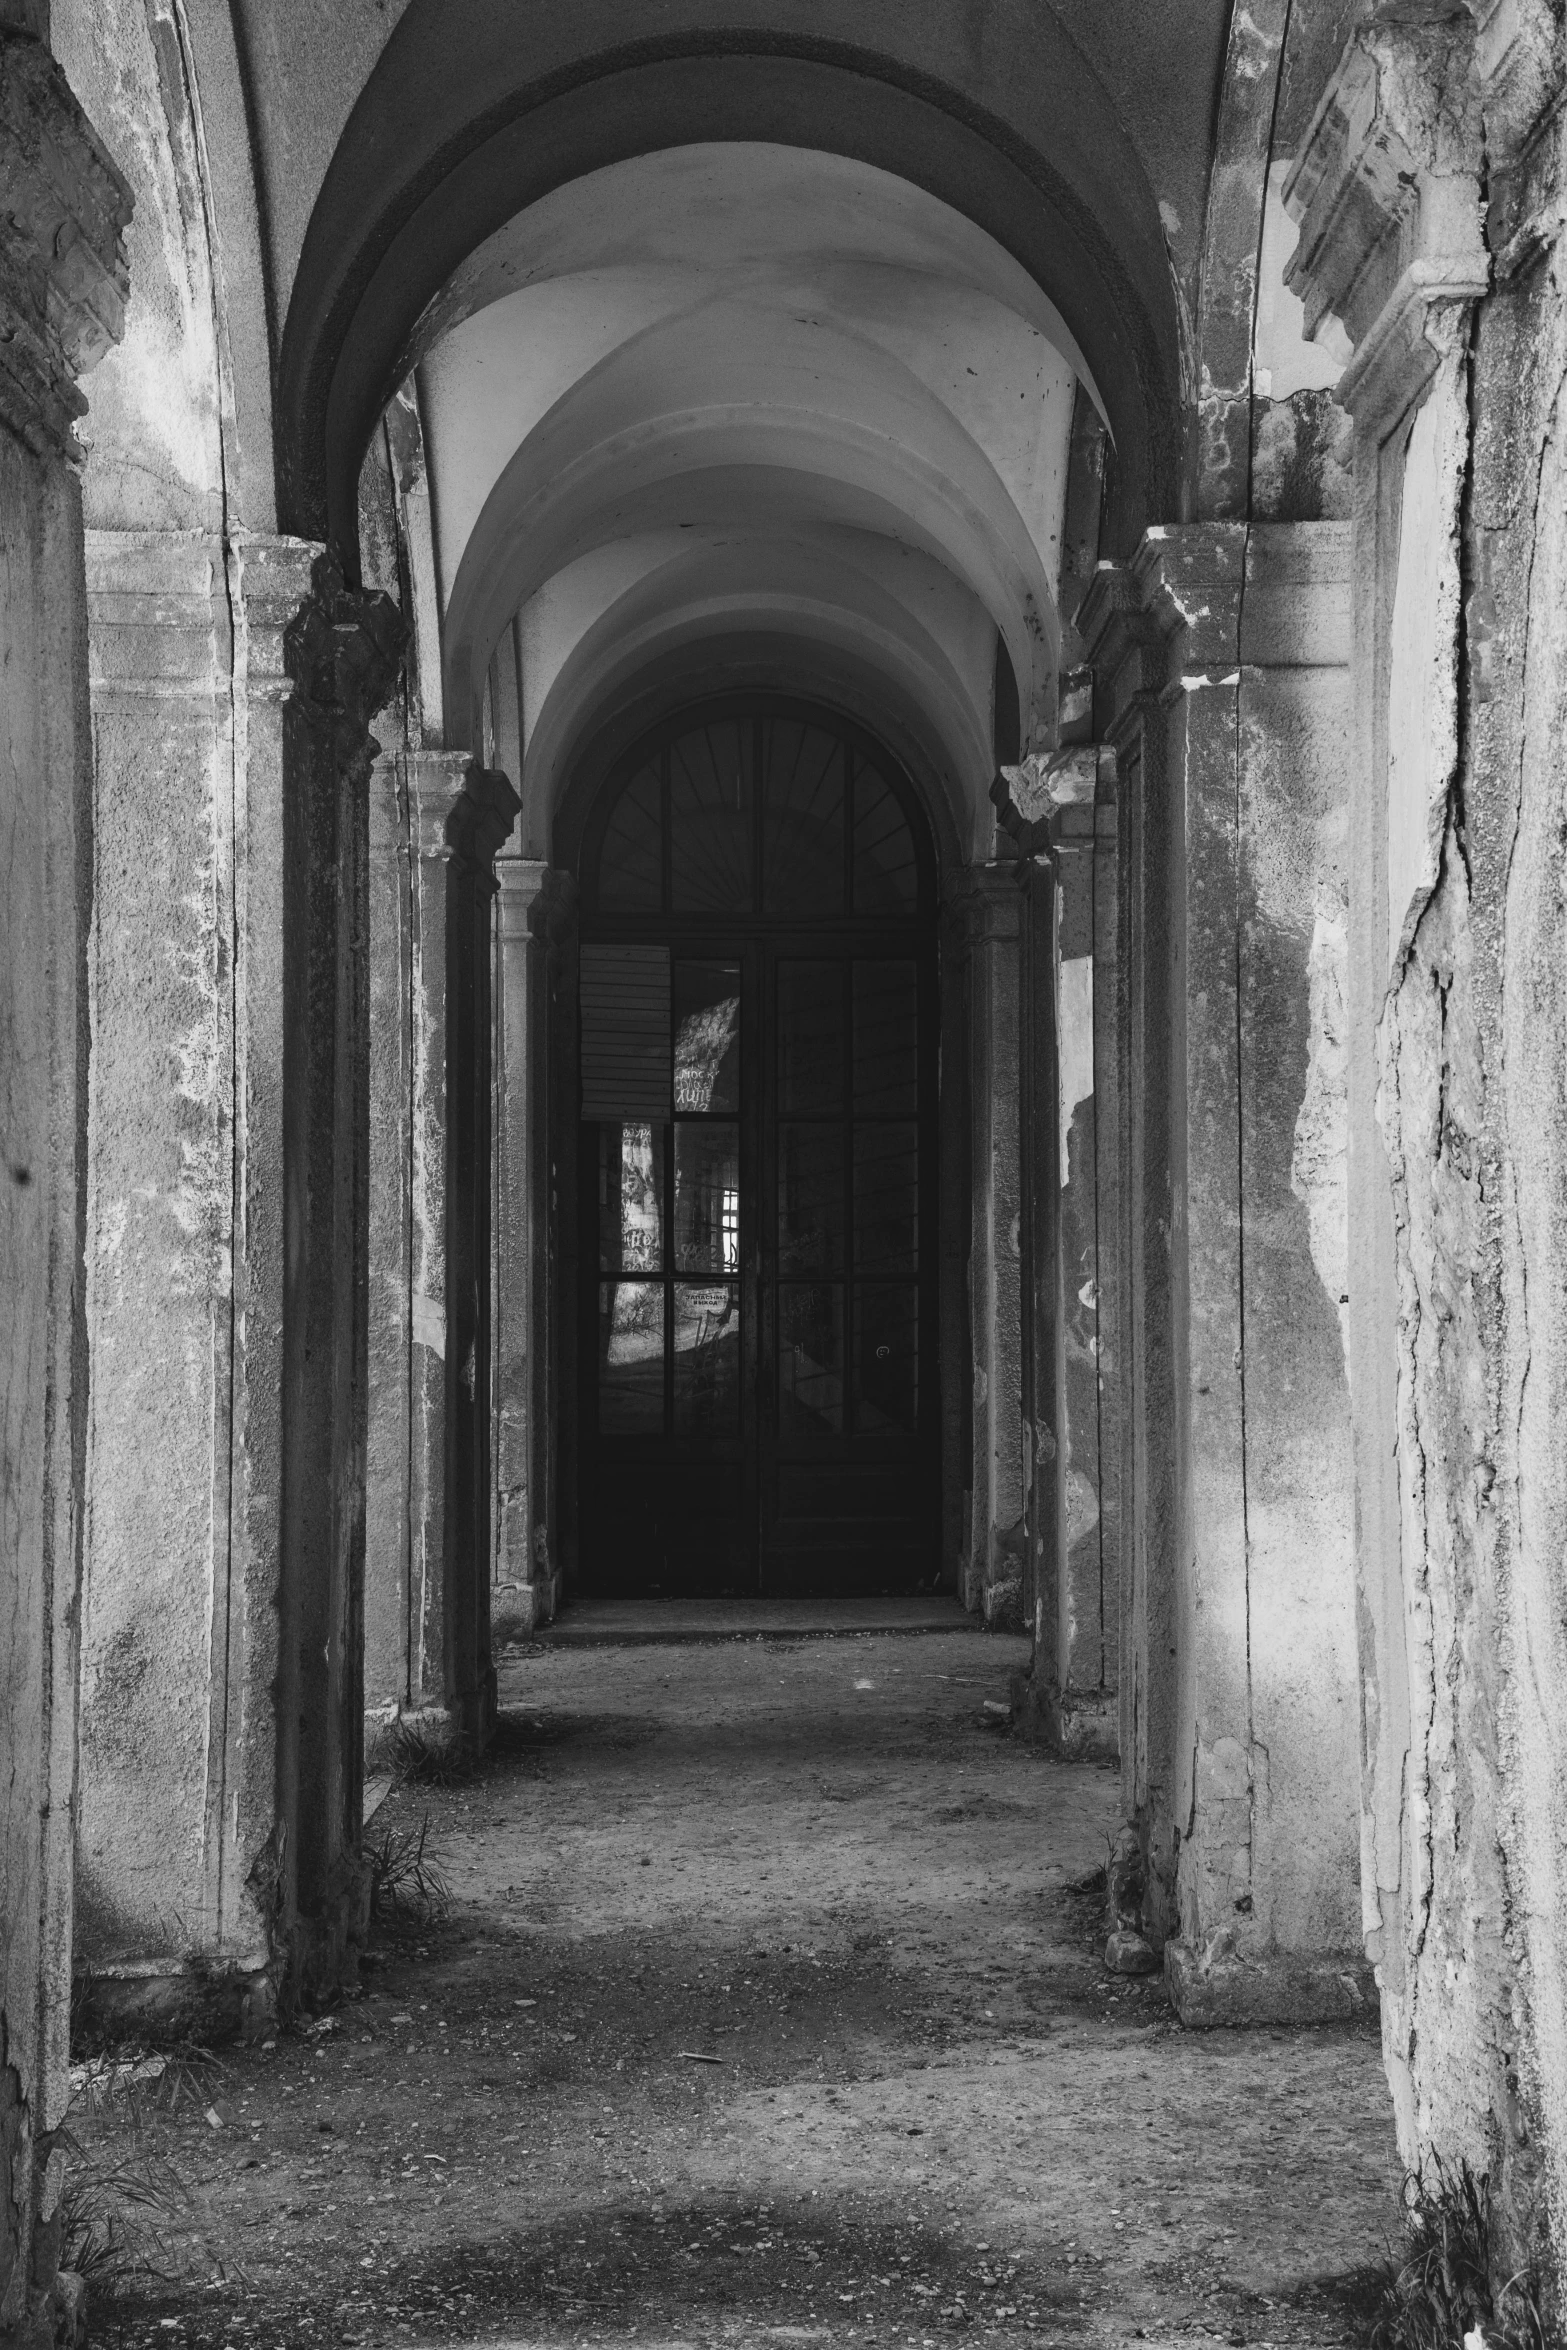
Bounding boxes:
674 961 742 1112
778 1127 845 1274
599 1281 664 1432
853 1124 919 1271
673 1282 741 1433
598 1122 664 1273
853 1285 919 1433
779 1285 845 1439
777 961 844 1114
853 961 919 1114
674 1125 740 1273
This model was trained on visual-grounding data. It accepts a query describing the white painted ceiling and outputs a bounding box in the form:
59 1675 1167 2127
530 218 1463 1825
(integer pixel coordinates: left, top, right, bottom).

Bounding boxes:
410 143 1089 855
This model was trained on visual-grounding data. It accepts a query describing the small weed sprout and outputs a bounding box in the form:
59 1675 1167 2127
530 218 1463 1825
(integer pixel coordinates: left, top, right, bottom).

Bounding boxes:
379 1717 481 1787
366 1813 450 1925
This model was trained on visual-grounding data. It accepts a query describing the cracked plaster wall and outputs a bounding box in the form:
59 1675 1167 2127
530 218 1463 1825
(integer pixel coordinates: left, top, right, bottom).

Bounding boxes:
1356 203 1567 2278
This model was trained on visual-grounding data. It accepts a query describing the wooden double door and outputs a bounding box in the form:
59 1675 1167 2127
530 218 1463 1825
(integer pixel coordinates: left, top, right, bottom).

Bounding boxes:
575 701 939 1596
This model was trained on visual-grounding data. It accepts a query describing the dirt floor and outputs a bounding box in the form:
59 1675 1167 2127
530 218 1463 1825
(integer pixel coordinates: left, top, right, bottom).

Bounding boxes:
73 1626 1401 2349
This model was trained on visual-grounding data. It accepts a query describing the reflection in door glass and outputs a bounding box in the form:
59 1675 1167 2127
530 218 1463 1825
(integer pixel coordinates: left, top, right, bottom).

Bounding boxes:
599 1281 664 1432
674 962 741 1112
853 961 919 1114
598 1122 665 1272
674 1124 739 1272
778 1285 844 1438
777 961 843 1114
673 1282 740 1432
853 1123 919 1272
778 1127 845 1274
854 1285 919 1433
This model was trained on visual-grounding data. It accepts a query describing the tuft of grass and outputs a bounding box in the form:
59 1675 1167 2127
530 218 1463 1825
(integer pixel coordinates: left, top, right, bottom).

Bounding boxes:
366 1813 450 1925
70 2045 227 2123
55 2127 190 2286
381 1716 481 1787
1370 2157 1556 2350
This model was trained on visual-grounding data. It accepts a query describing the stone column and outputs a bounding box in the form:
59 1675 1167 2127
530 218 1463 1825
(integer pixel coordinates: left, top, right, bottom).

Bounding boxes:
364 753 516 1742
1082 522 1364 2023
444 769 519 1738
1286 6 1567 2267
947 865 1027 1628
365 751 414 1722
1091 776 1123 1752
271 551 405 1998
992 741 1120 1755
0 32 129 2346
492 861 575 1637
77 531 281 2031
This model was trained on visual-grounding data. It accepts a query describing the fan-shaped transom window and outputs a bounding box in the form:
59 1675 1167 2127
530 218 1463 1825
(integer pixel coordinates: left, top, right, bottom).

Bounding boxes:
590 706 927 920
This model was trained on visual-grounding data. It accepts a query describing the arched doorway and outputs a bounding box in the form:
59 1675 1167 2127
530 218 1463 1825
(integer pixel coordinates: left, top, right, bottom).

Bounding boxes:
574 695 940 1598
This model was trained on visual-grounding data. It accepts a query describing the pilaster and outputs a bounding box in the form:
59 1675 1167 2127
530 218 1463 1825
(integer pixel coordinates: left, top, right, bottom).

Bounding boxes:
493 861 575 1639
1083 522 1365 2023
0 31 128 2347
946 864 1027 1629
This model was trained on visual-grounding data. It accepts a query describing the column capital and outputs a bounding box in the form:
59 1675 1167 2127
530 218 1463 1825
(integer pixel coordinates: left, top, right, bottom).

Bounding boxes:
449 765 520 876
231 533 327 704
991 742 1115 858
283 545 405 770
494 859 576 945
945 860 1026 945
1284 17 1488 434
0 29 132 461
403 748 471 855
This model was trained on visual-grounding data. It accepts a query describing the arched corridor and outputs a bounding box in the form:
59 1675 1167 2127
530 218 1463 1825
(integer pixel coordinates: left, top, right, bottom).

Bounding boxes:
6 2 1567 2344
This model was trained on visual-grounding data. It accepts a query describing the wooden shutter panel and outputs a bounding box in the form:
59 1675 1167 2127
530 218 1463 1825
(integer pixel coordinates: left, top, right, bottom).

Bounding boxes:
579 943 671 1121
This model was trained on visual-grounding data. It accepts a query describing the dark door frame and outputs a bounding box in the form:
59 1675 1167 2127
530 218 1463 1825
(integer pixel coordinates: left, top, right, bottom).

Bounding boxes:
558 690 959 1602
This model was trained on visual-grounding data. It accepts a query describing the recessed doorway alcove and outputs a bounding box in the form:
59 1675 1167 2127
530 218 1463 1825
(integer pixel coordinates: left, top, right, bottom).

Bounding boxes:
567 696 941 1600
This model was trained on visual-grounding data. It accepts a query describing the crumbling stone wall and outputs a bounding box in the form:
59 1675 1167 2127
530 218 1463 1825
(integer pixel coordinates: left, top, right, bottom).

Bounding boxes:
0 24 130 2342
1285 0 1567 2293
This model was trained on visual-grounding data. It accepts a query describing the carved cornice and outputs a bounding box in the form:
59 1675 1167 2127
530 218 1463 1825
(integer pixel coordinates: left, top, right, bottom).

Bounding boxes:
0 30 132 460
1075 562 1168 752
1283 20 1488 433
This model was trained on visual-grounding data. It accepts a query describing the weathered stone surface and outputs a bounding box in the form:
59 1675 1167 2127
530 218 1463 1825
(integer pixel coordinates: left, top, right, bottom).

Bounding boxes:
364 753 516 1738
492 859 574 1638
947 865 1027 1630
1165 1932 1376 2030
1105 1928 1159 1977
1082 520 1361 1997
0 28 126 2344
